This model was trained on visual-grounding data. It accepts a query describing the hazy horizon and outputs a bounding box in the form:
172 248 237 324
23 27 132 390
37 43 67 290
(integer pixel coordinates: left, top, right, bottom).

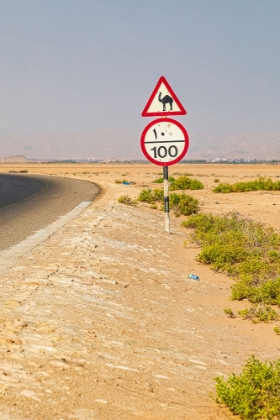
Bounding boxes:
1 1 280 160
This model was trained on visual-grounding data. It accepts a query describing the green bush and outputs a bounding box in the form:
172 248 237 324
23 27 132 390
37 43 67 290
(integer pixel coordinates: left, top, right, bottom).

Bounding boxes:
154 176 175 183
154 177 163 183
214 355 280 419
170 175 204 191
169 193 199 216
238 305 280 323
153 188 165 201
153 175 203 190
182 213 280 305
137 188 164 203
213 182 233 193
232 278 280 305
137 188 199 216
150 203 158 209
224 308 235 318
213 177 280 193
274 326 280 335
118 195 138 206
137 188 159 203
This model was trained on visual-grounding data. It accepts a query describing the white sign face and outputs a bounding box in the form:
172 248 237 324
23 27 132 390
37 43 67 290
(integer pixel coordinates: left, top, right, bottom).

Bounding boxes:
140 118 189 166
141 76 186 117
146 81 182 114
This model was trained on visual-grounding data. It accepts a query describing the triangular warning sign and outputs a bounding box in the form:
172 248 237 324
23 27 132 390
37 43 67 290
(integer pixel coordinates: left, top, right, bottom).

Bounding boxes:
142 76 186 117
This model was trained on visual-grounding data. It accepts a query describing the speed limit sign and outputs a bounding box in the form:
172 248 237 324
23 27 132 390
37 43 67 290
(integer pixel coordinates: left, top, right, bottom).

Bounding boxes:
140 77 189 232
140 118 189 166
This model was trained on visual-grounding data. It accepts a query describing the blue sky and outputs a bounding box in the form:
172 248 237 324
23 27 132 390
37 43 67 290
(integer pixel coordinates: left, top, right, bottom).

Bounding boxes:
1 0 280 159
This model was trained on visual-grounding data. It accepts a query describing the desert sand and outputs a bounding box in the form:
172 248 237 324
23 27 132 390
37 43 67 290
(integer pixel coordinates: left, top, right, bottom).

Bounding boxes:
0 163 279 420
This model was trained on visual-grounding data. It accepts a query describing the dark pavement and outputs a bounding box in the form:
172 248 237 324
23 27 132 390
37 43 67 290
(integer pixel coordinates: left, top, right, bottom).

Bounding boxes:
0 174 100 251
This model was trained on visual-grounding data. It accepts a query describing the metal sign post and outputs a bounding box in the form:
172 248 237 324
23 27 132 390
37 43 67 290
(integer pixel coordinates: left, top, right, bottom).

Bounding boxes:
141 76 189 233
163 165 170 233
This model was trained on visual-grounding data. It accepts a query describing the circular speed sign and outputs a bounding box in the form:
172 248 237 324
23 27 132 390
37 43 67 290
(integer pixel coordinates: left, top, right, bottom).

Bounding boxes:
140 118 189 166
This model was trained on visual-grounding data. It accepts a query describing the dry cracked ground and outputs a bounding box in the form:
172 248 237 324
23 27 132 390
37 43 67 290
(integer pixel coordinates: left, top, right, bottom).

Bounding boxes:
0 163 280 420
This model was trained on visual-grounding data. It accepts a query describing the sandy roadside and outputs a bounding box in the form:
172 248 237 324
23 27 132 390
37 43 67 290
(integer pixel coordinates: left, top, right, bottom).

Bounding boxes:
0 163 280 420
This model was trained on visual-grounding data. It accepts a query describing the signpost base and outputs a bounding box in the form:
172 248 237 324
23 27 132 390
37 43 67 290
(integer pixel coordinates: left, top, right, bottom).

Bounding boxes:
163 166 170 234
165 212 170 234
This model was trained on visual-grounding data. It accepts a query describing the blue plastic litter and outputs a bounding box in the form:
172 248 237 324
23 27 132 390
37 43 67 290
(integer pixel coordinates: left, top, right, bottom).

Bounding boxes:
123 181 130 185
188 274 199 280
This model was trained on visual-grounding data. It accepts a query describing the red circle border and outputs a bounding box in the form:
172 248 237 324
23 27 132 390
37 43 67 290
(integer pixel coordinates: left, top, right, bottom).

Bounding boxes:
140 118 189 166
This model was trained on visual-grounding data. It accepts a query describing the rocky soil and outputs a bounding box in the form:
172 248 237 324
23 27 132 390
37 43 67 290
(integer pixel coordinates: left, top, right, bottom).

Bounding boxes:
0 163 280 420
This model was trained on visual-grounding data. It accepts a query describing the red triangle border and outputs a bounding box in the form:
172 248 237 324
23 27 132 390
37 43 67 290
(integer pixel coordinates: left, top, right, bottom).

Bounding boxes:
142 76 187 117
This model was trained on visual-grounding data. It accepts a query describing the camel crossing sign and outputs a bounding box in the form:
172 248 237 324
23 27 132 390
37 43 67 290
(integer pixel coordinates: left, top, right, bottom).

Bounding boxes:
140 76 189 233
141 76 186 117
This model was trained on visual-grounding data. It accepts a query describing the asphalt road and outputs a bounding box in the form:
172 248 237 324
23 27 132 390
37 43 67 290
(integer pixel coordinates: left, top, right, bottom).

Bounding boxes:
0 173 100 252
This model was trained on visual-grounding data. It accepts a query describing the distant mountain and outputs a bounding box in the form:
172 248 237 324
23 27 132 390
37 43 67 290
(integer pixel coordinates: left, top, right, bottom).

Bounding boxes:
188 132 280 161
1 131 280 161
0 155 29 163
0 130 141 161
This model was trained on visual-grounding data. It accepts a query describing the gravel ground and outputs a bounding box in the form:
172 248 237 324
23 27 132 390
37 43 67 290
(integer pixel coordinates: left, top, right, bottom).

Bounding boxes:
0 163 279 420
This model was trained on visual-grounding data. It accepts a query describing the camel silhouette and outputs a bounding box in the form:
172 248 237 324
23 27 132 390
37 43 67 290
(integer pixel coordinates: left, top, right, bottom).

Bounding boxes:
158 92 173 111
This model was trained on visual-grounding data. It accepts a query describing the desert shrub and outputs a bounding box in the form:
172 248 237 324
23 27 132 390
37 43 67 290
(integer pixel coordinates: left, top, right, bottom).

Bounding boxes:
170 175 204 191
232 277 280 305
137 188 164 203
137 188 199 216
182 213 280 305
150 203 158 209
153 188 165 201
213 177 280 193
154 175 203 190
118 195 138 206
169 193 199 216
274 326 280 335
214 355 280 419
154 177 163 183
9 169 28 174
137 188 155 203
238 305 280 323
224 308 235 318
115 178 128 184
213 182 234 193
154 176 175 183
